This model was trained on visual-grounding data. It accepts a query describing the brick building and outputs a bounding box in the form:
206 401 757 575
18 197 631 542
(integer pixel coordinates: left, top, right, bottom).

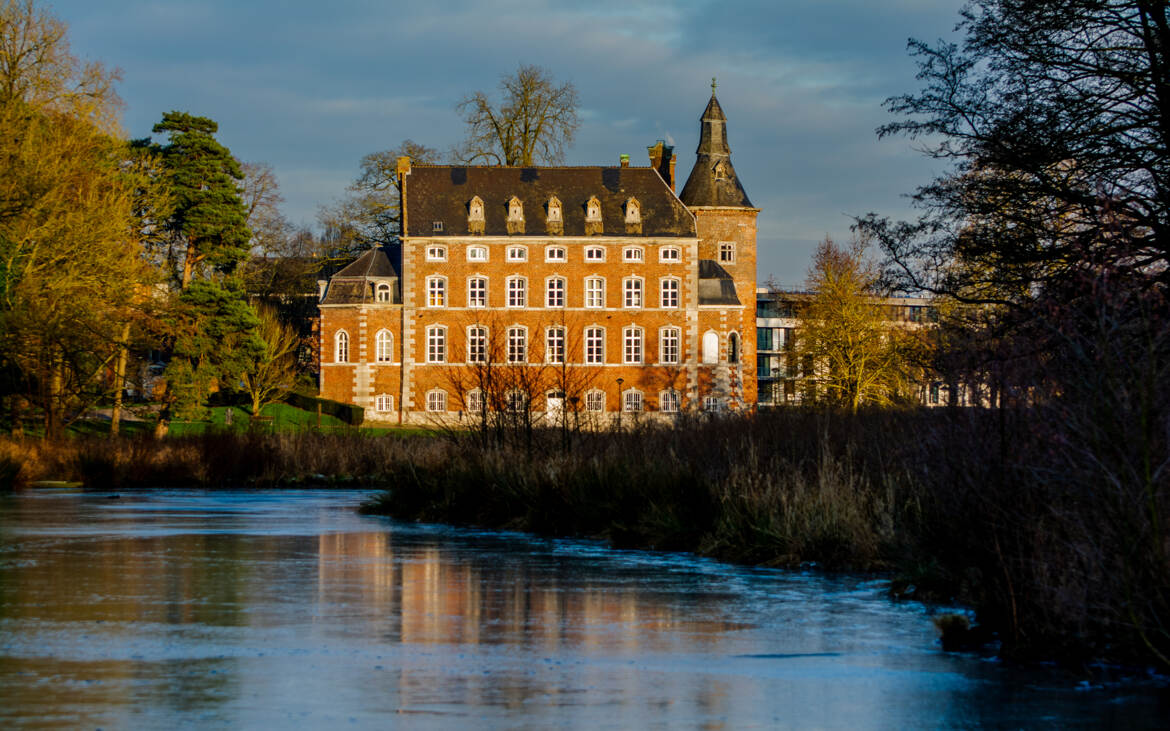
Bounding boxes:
318 90 759 423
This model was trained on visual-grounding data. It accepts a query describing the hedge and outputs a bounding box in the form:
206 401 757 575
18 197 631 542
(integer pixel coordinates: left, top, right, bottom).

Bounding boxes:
283 391 365 426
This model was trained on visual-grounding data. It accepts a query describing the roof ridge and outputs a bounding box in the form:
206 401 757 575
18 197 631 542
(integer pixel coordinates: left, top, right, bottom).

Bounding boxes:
410 164 657 171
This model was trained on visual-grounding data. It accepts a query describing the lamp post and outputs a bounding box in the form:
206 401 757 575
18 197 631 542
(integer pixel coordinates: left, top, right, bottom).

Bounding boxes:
616 377 624 432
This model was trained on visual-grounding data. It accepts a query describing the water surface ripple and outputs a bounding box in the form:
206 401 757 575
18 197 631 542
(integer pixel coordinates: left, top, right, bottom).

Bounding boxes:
0 489 1164 729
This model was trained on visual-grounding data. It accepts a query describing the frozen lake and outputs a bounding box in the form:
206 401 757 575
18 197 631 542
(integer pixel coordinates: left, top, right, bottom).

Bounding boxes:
0 489 1165 728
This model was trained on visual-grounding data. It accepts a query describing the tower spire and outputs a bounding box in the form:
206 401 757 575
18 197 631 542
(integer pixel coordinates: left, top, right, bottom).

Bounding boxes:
679 87 752 207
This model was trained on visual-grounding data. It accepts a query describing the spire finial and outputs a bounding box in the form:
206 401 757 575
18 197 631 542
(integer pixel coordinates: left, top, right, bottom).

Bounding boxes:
711 77 717 94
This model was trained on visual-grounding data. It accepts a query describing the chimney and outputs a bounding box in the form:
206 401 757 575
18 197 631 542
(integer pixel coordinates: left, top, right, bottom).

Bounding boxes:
647 140 676 191
619 153 630 168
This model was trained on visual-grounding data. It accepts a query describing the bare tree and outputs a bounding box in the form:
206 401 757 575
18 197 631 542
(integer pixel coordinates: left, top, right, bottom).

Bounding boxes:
455 64 579 166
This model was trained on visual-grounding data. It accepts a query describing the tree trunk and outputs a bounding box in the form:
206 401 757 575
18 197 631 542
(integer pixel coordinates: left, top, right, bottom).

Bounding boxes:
46 354 64 442
110 323 131 437
181 239 198 290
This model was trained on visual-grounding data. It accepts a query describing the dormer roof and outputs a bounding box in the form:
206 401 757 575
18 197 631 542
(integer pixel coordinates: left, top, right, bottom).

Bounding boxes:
322 245 402 305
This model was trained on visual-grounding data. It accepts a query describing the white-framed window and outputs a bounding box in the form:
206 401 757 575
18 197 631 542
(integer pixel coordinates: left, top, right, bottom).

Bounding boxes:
660 278 680 309
547 196 562 222
660 247 680 262
426 245 447 262
625 197 641 224
703 396 721 412
467 276 487 308
623 246 644 262
585 277 605 308
545 246 566 262
507 276 527 307
376 394 393 412
507 326 527 363
467 245 488 262
467 325 487 363
426 325 446 363
432 221 443 233
375 329 393 363
585 246 605 262
465 389 484 413
426 276 446 307
375 282 392 303
660 327 680 364
623 390 643 413
585 326 605 364
506 389 528 413
545 277 566 308
426 390 447 412
719 242 735 263
660 390 680 413
507 196 524 224
546 327 565 364
334 330 349 363
468 196 485 223
623 326 643 364
585 390 605 412
623 277 643 308
507 246 527 262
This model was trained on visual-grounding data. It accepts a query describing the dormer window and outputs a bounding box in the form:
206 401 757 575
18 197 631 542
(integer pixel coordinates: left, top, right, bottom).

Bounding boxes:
506 196 525 234
546 196 563 235
624 197 642 234
584 196 603 236
468 196 485 234
375 283 392 303
713 160 730 181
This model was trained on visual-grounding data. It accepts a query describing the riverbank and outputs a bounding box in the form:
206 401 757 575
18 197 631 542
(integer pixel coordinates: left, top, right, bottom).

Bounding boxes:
2 406 1166 672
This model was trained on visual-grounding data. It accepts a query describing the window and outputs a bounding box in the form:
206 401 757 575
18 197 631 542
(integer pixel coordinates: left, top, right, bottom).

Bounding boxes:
660 278 679 308
507 277 527 307
704 396 721 412
427 276 446 307
757 355 771 378
586 390 605 412
426 245 446 262
334 330 349 363
465 389 483 413
728 332 740 364
426 326 446 363
623 390 643 413
585 196 602 222
624 197 640 224
585 327 605 364
546 246 566 262
546 327 565 364
507 246 527 262
718 242 735 263
547 196 562 222
585 277 605 308
467 246 488 262
426 390 447 412
585 246 605 262
467 326 487 363
375 330 393 363
468 196 485 233
507 327 527 363
623 326 643 364
660 327 680 364
432 221 443 233
546 277 566 308
660 390 680 413
507 196 523 222
660 247 680 262
623 246 643 262
375 283 392 303
506 390 528 413
376 394 393 412
467 277 487 308
757 327 773 351
623 278 643 308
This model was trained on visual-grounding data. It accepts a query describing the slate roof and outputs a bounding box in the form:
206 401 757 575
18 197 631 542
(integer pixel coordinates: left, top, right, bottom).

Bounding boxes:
698 259 741 306
403 165 696 238
321 245 402 305
679 92 754 209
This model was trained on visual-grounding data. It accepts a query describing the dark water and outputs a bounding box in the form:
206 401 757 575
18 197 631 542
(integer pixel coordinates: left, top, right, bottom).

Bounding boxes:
0 490 1165 729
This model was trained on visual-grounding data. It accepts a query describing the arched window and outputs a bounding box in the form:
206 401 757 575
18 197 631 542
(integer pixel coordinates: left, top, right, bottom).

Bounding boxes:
702 331 719 364
426 390 447 412
623 326 643 364
660 278 679 308
546 276 566 308
467 326 488 364
507 326 527 363
426 326 446 363
660 390 680 413
625 197 640 224
728 332 740 364
547 196 562 222
465 389 484 413
623 389 643 413
659 327 680 364
468 196 484 221
375 330 393 363
426 276 446 307
585 196 602 222
375 282 392 303
335 330 349 363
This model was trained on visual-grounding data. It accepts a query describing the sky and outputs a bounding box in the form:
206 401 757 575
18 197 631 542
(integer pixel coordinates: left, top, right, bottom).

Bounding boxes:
49 0 967 286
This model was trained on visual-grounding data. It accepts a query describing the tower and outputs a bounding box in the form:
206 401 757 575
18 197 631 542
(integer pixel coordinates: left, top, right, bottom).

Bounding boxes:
679 84 760 409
